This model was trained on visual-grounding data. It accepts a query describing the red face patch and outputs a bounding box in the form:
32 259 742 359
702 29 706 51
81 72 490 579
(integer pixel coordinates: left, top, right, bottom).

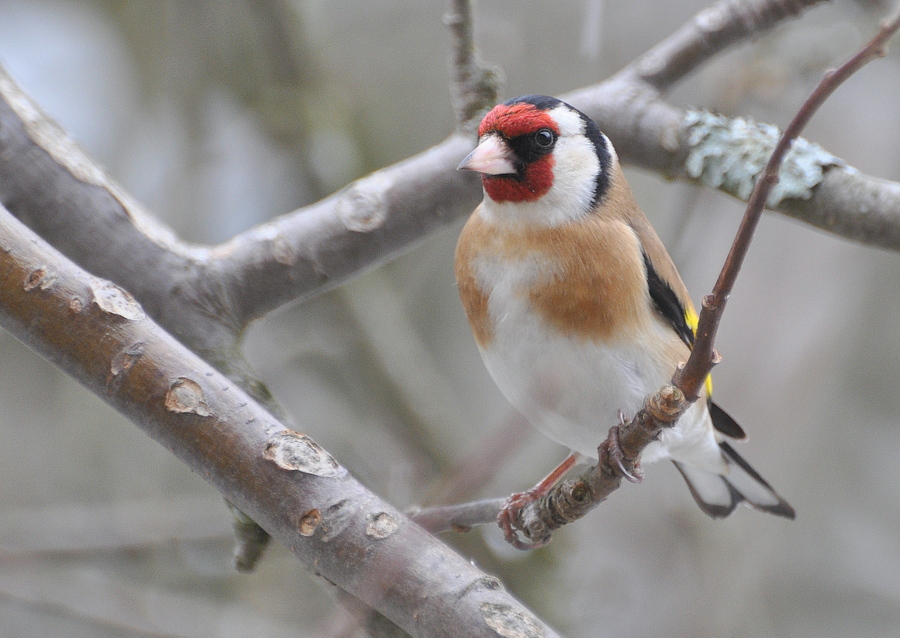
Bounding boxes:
479 102 559 203
482 156 554 203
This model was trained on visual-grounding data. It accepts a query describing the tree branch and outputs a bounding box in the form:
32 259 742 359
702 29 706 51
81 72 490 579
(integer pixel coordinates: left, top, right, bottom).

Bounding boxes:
0 201 559 638
679 1 900 397
630 0 827 91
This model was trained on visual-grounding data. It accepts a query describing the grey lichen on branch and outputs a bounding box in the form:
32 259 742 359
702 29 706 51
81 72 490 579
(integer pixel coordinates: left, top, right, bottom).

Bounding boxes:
684 110 842 205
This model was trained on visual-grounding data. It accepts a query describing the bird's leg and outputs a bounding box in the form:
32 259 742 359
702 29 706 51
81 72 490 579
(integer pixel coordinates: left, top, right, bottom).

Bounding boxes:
604 411 643 483
498 452 578 549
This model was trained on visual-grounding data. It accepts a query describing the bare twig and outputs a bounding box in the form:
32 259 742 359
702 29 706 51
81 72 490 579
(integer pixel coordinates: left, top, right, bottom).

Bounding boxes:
444 0 501 129
411 498 507 535
677 1 900 397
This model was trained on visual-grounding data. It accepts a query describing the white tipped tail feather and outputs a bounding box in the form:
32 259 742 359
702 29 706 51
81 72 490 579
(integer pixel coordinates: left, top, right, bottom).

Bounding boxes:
674 442 795 519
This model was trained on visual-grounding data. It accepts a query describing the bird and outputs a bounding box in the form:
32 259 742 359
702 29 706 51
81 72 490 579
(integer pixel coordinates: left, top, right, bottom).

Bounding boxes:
454 95 794 548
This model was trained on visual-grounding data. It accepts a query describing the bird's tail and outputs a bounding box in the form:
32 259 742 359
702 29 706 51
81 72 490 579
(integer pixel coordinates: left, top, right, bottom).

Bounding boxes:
673 442 795 519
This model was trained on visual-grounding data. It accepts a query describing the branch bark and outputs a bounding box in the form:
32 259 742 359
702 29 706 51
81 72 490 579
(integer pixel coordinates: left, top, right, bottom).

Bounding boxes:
0 201 559 638
445 0 502 129
630 0 828 91
678 2 900 397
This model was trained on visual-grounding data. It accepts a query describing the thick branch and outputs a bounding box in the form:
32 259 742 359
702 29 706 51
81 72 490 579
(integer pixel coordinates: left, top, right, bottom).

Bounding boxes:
210 134 481 324
0 202 558 638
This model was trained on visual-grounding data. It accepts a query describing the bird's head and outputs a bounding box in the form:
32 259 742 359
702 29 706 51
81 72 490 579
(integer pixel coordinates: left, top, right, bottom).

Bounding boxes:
458 95 613 227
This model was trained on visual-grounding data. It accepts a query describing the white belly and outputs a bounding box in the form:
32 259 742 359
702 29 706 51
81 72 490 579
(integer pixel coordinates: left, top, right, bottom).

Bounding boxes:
475 256 723 472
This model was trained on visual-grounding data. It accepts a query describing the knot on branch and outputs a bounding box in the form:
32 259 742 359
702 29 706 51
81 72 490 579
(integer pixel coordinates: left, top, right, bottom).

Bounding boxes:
645 384 686 424
617 385 688 456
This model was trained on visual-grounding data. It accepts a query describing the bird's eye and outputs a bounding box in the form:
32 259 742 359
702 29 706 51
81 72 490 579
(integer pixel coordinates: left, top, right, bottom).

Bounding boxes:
534 128 555 148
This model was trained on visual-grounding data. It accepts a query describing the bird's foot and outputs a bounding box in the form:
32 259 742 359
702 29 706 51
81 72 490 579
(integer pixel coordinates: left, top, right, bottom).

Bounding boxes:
497 453 577 549
607 412 643 483
498 490 552 550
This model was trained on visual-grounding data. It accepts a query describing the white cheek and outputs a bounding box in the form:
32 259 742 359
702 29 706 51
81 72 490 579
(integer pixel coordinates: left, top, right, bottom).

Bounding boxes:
549 105 585 136
543 135 600 215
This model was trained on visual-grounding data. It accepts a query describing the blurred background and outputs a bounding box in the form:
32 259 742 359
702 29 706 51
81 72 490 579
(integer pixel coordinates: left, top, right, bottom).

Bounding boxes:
0 0 899 636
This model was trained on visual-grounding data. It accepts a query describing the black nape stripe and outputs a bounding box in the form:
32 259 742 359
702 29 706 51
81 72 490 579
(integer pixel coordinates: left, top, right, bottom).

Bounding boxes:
580 116 611 208
642 251 694 349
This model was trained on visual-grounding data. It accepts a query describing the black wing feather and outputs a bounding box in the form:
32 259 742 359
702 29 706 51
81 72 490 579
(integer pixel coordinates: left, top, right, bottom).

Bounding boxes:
642 251 694 349
709 401 747 440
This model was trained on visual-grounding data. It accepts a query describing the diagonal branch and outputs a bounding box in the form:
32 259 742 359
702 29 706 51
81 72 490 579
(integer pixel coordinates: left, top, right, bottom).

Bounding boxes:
0 201 560 638
677 0 900 397
631 0 828 91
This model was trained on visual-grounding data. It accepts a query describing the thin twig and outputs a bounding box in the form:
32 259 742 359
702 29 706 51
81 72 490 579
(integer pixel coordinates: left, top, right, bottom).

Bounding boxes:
676 1 900 397
444 0 501 129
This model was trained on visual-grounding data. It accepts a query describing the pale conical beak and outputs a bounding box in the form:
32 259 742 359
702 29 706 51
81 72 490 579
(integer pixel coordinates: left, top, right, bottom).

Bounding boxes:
457 135 517 175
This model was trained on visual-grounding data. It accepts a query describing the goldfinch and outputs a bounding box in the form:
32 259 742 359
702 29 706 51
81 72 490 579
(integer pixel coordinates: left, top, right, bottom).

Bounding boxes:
455 95 794 542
